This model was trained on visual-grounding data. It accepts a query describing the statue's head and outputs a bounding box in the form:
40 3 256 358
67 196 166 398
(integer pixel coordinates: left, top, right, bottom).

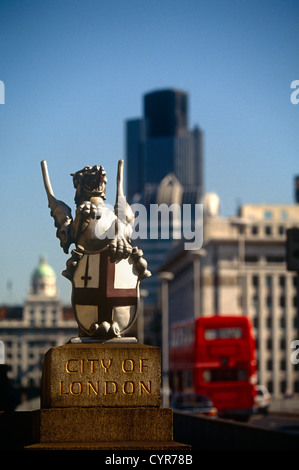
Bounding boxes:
71 165 107 204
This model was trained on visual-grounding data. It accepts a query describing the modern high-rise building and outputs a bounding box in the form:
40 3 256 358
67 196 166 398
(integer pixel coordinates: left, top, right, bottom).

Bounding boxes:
294 175 299 203
126 89 204 202
125 89 204 344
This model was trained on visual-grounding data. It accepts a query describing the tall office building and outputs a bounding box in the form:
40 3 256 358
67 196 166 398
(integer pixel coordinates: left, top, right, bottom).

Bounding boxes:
126 89 204 202
294 175 299 203
125 89 204 344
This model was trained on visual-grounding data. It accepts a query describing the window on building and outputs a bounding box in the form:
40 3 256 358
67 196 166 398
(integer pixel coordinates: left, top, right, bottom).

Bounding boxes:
281 381 287 395
266 256 284 263
280 360 286 371
252 295 258 310
279 276 285 288
278 226 284 235
245 256 259 263
251 225 258 235
266 295 272 308
264 211 273 220
280 317 286 328
267 381 273 394
279 296 285 308
265 225 272 236
266 275 272 289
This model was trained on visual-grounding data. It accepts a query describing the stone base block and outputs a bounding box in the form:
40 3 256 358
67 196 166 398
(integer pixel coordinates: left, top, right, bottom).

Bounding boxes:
41 343 161 408
26 440 190 450
37 407 173 443
24 407 191 450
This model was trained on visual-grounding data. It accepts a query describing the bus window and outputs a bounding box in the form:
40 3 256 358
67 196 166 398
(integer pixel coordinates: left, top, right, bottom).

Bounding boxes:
203 369 248 382
204 327 242 340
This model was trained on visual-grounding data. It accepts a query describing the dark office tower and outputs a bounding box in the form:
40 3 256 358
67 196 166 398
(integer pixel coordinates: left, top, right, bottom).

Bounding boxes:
125 118 147 202
295 175 299 203
144 89 188 137
126 88 204 202
125 89 205 345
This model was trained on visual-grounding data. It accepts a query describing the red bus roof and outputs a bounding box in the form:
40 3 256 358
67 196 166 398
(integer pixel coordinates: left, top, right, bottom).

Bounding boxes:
197 315 252 326
170 315 253 329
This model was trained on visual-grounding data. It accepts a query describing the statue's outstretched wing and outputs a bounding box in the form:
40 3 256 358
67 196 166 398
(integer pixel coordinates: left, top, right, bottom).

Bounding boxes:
41 160 74 254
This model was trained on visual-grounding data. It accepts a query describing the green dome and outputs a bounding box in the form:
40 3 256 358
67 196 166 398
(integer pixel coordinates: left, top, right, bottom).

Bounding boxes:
33 255 56 279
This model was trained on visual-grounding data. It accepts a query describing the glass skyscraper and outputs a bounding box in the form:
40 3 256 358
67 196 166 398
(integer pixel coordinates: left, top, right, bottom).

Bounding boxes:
126 89 204 202
125 89 204 345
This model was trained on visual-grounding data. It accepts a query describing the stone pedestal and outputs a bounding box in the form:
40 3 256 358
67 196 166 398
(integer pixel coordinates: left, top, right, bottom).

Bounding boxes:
26 343 189 450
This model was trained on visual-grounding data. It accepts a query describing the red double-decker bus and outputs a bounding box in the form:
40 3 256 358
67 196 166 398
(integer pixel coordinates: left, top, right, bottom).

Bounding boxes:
170 315 257 421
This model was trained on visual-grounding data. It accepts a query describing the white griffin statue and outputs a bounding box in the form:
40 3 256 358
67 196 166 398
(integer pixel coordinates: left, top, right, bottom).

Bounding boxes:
41 159 151 341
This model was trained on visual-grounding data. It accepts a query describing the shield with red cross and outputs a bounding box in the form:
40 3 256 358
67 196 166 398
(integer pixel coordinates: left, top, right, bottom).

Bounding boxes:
71 249 139 337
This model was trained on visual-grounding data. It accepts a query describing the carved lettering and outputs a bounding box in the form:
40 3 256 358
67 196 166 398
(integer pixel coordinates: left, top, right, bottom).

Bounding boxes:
59 381 69 395
87 359 99 373
101 359 112 373
123 381 135 395
139 358 148 373
139 381 151 395
87 381 99 395
59 379 152 397
70 381 82 395
122 359 134 373
105 381 118 395
65 358 116 374
66 359 77 373
59 354 154 401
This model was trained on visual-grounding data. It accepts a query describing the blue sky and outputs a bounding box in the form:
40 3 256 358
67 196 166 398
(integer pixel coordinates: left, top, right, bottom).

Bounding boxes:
0 0 298 305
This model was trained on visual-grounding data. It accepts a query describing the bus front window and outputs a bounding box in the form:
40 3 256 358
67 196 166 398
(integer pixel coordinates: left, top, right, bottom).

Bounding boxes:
203 369 248 382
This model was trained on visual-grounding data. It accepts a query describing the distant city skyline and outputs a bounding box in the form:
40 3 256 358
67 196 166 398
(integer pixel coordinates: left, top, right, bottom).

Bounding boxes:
0 0 298 305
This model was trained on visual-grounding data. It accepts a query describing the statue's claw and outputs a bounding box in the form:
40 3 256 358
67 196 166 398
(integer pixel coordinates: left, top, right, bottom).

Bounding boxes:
109 237 132 261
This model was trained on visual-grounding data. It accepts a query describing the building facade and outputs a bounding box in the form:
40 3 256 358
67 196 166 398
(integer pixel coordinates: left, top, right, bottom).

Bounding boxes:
125 88 204 202
125 89 204 343
0 256 77 393
161 202 299 398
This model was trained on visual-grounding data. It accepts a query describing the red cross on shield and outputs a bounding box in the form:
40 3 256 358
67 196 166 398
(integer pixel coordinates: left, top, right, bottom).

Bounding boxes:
72 249 139 337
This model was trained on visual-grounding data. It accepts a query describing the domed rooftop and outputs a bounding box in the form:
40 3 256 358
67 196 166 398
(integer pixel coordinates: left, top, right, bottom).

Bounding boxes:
31 255 57 297
33 255 56 279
